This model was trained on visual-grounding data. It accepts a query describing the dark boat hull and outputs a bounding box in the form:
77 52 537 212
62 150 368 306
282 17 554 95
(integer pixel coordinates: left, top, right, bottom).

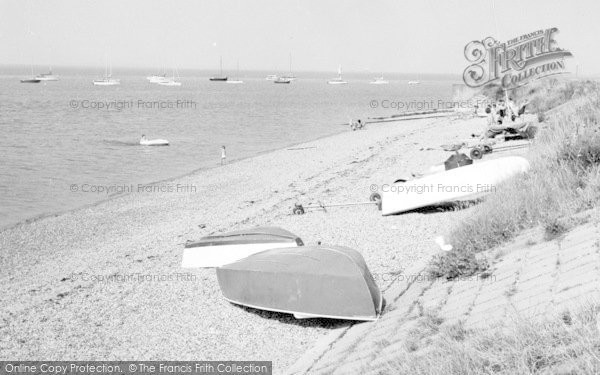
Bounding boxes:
217 246 382 321
21 79 41 83
209 77 228 81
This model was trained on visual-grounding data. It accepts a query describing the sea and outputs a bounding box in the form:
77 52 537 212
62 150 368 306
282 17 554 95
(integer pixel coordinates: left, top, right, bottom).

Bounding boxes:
0 66 458 229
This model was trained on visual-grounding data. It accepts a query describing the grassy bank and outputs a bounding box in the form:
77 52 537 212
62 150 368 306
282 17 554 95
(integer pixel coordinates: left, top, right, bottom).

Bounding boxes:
386 304 600 374
429 79 600 279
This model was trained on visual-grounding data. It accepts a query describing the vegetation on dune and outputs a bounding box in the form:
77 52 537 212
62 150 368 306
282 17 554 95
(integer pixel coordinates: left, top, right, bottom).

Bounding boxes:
429 79 600 280
386 305 600 375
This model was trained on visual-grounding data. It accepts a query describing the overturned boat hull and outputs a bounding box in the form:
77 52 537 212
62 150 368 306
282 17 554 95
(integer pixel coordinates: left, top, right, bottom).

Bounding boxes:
382 156 530 215
217 246 382 321
182 226 303 268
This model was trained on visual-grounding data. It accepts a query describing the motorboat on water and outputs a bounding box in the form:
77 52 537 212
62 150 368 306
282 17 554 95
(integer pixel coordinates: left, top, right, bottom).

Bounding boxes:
370 77 389 84
274 77 291 84
408 80 420 85
216 245 383 321
93 76 120 86
265 74 278 81
158 80 181 86
182 227 303 268
139 135 169 146
147 74 168 83
328 65 348 85
36 69 59 81
157 68 182 86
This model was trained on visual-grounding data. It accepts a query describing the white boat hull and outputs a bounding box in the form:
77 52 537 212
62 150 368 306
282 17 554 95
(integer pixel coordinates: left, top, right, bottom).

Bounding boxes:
328 80 347 85
182 242 299 268
157 81 181 86
139 139 169 146
381 156 530 215
93 80 120 86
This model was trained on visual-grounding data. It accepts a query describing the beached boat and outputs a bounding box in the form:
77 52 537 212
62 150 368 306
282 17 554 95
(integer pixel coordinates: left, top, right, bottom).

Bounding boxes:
209 56 228 81
328 65 347 85
381 156 530 215
36 69 59 81
217 245 382 321
182 227 303 268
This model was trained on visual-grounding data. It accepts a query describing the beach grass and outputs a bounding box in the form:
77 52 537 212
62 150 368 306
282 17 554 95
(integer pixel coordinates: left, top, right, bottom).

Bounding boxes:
385 304 600 375
429 79 600 279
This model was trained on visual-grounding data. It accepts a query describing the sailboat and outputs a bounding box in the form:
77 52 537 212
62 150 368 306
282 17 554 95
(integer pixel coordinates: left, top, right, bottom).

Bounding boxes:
36 68 59 81
21 65 40 83
370 76 389 84
226 61 243 84
209 57 228 81
93 56 120 86
147 70 167 83
157 68 182 86
280 53 296 81
327 65 347 85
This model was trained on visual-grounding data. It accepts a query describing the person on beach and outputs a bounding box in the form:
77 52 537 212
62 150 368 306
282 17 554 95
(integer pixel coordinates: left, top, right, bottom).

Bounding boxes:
221 146 227 165
357 119 364 130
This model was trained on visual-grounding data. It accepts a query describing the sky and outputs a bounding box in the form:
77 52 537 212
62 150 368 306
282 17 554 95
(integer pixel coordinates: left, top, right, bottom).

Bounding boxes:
0 0 598 75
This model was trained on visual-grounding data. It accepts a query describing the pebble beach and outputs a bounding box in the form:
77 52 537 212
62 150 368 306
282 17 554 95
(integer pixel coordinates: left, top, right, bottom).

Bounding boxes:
1 114 490 372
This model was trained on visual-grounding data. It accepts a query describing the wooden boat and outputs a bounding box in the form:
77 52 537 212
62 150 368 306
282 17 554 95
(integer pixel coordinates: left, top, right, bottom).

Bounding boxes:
381 156 530 215
217 245 382 321
182 226 303 268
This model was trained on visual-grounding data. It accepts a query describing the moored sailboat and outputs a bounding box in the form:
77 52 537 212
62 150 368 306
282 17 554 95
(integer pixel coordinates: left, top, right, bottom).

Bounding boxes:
327 65 348 85
209 56 228 81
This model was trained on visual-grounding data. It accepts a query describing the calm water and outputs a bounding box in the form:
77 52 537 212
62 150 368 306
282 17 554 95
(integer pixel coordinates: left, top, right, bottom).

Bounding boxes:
0 68 456 228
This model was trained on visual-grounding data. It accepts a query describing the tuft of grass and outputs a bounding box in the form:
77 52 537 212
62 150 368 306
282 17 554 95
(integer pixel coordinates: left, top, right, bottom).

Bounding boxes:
428 249 489 280
385 305 600 375
429 80 600 279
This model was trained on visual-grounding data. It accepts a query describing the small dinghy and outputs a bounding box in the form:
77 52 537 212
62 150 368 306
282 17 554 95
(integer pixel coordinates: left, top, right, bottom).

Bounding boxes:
217 245 382 321
381 156 530 215
182 227 303 268
139 135 169 146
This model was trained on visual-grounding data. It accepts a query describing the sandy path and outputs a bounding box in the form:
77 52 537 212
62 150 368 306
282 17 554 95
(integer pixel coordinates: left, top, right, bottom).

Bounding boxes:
0 115 489 371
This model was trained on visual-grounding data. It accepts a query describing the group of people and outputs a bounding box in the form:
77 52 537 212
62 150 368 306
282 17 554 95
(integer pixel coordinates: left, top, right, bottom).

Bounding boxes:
349 119 365 131
483 97 528 138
